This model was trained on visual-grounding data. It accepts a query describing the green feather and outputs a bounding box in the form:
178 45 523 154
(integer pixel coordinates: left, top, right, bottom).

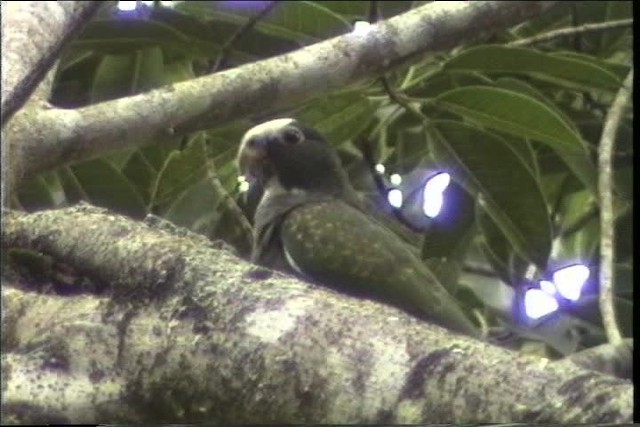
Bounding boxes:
281 199 481 338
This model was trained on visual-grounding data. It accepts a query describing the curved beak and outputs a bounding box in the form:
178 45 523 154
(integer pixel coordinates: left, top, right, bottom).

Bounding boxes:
237 135 271 184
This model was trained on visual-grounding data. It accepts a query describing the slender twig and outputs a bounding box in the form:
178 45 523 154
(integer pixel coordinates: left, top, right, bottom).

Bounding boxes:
371 77 434 232
208 1 280 74
368 1 428 124
463 264 500 279
379 77 428 123
205 158 253 248
510 19 633 47
360 0 427 233
598 67 633 345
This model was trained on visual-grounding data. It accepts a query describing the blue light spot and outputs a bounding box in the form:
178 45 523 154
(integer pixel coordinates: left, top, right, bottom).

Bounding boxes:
221 1 273 10
422 172 450 218
552 264 590 301
387 189 403 208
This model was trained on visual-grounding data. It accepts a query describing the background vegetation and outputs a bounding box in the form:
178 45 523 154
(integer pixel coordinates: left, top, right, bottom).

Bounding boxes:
13 1 633 357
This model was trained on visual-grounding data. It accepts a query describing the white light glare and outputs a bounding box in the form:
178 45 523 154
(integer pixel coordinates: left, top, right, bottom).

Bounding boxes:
374 163 386 174
426 172 451 193
539 280 557 295
238 180 250 193
422 172 450 218
387 189 403 208
117 1 138 11
524 288 559 320
238 175 247 183
389 173 402 186
118 0 155 11
552 264 590 301
352 21 372 36
423 194 443 218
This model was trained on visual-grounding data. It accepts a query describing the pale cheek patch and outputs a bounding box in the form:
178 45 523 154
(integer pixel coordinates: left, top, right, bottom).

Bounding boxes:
246 297 315 343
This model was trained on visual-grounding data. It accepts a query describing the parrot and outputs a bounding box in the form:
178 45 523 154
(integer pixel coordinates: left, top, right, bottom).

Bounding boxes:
236 118 480 338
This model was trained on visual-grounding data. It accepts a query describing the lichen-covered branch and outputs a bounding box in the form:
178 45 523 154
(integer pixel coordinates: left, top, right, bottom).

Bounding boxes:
597 68 633 345
2 204 632 424
5 2 557 189
1 1 105 125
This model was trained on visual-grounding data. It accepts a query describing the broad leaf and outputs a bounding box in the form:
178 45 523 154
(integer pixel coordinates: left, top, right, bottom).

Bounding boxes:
428 121 552 268
152 134 208 210
444 45 622 91
70 158 147 218
436 86 597 194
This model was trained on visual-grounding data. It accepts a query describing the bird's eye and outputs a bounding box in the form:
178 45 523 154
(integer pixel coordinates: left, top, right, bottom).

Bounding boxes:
282 128 304 145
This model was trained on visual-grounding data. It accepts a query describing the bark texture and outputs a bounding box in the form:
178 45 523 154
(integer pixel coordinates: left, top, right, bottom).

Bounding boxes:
2 204 632 424
1 1 104 124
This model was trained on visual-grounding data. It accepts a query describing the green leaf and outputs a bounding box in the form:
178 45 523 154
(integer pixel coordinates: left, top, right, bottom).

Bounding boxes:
555 189 600 261
320 1 413 21
436 86 584 151
70 158 147 218
163 177 220 233
428 121 552 268
476 207 528 286
91 47 166 103
296 93 378 144
494 77 580 135
177 1 350 43
139 138 183 173
552 52 630 81
406 70 493 99
151 134 208 210
58 166 86 205
123 151 158 206
436 85 597 194
91 53 136 103
444 45 622 91
74 17 219 58
16 175 57 211
161 59 196 85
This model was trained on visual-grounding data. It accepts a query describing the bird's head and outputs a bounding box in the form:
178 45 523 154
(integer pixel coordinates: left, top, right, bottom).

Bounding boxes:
237 118 349 194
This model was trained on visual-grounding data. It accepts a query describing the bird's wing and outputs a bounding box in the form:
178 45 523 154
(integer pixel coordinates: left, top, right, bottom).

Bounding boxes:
280 199 480 337
252 189 334 270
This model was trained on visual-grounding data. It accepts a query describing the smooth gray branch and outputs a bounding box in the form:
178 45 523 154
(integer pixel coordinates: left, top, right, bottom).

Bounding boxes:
5 2 557 190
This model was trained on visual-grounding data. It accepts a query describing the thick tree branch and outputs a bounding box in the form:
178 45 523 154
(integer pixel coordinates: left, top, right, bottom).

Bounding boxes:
1 204 632 423
1 1 105 125
5 2 557 191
